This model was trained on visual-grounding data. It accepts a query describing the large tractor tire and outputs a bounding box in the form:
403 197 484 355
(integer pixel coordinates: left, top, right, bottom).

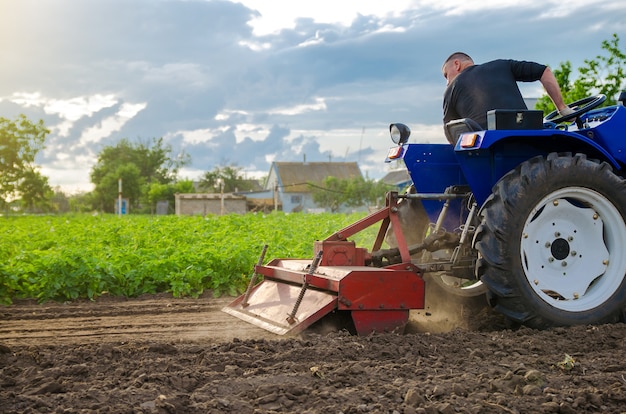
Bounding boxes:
475 153 626 329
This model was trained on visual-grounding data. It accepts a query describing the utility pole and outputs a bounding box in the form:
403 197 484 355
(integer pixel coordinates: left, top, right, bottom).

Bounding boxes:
216 178 225 215
118 178 122 218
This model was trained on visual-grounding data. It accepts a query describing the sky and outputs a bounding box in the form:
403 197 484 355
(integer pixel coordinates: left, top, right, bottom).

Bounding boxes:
1 0 625 193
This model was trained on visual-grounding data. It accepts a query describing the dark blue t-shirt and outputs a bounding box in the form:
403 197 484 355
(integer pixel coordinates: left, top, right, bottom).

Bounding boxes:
443 59 546 129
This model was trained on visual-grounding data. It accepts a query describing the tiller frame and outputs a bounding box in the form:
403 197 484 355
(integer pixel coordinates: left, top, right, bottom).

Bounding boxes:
222 192 425 335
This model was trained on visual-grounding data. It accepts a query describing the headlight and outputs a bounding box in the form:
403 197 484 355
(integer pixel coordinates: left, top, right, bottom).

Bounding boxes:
389 123 410 145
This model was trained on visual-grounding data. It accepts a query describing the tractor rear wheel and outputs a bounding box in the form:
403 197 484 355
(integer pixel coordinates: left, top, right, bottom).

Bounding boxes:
475 153 626 329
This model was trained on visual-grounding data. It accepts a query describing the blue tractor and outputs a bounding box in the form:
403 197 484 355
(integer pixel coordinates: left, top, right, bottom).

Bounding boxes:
224 93 626 335
386 93 626 329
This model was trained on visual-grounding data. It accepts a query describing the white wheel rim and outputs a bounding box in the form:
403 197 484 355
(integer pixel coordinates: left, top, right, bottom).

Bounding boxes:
520 187 626 312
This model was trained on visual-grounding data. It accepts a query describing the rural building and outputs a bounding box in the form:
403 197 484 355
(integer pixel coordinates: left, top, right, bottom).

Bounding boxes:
243 161 364 213
175 193 246 216
380 169 412 192
176 161 365 215
190 179 263 193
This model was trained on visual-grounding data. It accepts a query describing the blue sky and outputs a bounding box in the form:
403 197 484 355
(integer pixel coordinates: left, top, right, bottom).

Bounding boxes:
1 0 625 192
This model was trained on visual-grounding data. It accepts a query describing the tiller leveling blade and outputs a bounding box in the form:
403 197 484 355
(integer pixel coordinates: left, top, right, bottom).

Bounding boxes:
222 192 425 336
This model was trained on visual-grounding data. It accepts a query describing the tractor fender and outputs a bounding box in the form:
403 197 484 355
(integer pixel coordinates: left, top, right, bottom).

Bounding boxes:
475 129 621 168
454 129 622 206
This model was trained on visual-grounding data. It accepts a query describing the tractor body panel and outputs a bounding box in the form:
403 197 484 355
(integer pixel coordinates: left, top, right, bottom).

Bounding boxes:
398 144 468 229
389 106 626 210
394 106 626 211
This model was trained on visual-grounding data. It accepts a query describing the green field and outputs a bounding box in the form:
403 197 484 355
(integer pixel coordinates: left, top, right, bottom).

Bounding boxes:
0 212 377 305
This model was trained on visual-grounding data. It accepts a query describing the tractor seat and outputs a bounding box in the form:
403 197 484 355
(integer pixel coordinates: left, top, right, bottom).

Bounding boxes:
444 118 482 146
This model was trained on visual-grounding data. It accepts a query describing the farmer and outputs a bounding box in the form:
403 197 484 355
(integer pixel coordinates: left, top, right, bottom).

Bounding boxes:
441 52 573 144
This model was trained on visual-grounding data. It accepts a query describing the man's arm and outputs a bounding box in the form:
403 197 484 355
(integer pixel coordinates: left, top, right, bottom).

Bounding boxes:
540 67 573 115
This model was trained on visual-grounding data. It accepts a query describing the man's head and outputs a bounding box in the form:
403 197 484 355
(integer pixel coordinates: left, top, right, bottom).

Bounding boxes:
442 52 474 86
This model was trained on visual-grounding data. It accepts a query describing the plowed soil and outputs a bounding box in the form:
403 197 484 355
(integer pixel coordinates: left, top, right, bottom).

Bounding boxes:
1 289 625 414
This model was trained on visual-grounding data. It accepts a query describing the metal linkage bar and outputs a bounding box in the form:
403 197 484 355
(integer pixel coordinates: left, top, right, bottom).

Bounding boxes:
241 244 269 308
286 251 323 324
401 193 470 200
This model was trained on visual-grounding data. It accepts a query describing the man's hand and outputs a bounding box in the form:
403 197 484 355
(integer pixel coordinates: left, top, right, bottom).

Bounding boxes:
558 106 576 117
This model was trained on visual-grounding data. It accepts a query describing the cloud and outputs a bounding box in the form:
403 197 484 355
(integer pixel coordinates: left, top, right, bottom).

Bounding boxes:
9 92 117 121
237 0 416 35
268 98 327 116
7 93 120 138
1 0 624 192
79 102 147 144
45 95 118 122
169 126 227 146
142 63 210 89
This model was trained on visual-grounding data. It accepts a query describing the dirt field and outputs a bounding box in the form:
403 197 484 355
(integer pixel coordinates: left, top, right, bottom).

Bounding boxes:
1 289 625 414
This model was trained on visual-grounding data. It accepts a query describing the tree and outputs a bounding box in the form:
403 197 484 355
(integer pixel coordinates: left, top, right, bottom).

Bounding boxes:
310 176 344 212
345 176 392 208
50 187 71 213
537 33 625 113
93 164 142 213
67 191 98 213
17 168 55 213
198 164 257 193
310 176 393 212
0 114 50 211
90 138 189 213
146 179 195 214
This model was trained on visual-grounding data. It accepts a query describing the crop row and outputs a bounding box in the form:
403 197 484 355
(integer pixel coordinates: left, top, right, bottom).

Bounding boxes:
0 212 376 305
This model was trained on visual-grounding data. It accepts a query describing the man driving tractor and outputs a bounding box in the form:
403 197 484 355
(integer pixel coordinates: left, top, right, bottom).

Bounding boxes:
441 52 573 144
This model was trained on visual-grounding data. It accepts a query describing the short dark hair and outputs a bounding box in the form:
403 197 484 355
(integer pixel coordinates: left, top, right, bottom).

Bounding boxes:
443 52 473 65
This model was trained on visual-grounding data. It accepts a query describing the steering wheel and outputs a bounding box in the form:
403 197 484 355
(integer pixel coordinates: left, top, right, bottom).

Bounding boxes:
543 94 606 124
